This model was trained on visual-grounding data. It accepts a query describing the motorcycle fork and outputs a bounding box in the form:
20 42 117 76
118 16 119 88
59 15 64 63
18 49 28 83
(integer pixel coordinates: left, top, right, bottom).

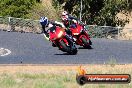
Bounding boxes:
81 31 89 39
65 35 75 49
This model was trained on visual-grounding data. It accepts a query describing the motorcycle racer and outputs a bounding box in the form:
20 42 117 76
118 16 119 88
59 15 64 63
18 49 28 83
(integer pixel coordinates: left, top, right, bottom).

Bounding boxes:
40 17 65 40
61 11 85 35
61 11 92 48
61 11 85 27
40 16 74 47
40 16 78 54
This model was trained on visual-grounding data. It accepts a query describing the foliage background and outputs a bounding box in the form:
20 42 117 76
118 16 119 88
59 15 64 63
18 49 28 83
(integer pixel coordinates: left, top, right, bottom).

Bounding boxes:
54 0 132 26
0 0 132 26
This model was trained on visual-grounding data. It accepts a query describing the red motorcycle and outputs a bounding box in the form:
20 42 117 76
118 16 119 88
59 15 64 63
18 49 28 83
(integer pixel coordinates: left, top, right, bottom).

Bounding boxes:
48 26 78 55
69 23 92 49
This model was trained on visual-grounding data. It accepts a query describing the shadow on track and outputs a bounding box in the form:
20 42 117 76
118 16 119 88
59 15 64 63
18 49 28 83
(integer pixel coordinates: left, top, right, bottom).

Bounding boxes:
78 46 93 49
54 53 77 55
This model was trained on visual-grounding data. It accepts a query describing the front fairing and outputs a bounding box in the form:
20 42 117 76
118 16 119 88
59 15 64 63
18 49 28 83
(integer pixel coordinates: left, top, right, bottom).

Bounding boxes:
49 26 66 41
70 24 90 46
70 23 83 35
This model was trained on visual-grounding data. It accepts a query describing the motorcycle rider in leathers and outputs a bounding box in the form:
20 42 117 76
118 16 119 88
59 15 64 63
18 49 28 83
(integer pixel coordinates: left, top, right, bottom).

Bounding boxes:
39 16 73 47
61 11 92 46
61 11 85 35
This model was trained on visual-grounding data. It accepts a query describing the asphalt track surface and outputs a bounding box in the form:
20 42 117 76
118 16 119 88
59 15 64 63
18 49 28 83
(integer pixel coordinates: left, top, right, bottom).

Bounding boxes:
0 31 132 64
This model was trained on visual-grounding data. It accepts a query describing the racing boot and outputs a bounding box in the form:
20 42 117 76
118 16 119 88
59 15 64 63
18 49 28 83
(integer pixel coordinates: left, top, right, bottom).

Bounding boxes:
52 42 57 47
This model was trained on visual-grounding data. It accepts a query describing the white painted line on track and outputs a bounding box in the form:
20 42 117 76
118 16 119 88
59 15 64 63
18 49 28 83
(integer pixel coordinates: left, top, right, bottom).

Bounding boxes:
0 48 11 56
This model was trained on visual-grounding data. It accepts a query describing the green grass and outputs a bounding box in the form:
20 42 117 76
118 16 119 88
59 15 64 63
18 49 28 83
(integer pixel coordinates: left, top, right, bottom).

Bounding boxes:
0 73 76 88
0 65 131 88
0 72 131 88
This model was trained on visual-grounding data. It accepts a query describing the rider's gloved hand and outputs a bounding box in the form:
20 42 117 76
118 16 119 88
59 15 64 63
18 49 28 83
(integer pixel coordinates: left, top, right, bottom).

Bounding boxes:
45 33 49 38
43 32 49 40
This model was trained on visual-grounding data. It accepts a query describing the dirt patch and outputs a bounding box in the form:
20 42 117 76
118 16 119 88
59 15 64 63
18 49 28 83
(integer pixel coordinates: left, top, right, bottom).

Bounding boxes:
117 12 132 40
0 64 132 74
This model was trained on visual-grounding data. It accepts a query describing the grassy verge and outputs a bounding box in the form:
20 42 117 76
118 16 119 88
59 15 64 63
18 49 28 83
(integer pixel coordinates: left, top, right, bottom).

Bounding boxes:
0 64 131 88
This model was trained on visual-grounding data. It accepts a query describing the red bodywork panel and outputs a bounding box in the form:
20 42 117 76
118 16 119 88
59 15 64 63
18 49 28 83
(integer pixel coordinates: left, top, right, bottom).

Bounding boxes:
70 23 90 46
49 26 68 48
49 26 63 41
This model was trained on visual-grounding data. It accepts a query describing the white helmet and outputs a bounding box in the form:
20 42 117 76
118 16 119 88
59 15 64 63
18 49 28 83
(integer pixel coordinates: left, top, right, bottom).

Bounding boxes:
62 11 68 16
61 11 68 21
40 16 49 26
72 19 77 23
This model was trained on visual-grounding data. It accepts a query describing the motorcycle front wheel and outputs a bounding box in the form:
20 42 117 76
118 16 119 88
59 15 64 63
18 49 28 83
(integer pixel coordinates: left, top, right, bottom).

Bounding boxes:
81 37 92 49
59 40 78 55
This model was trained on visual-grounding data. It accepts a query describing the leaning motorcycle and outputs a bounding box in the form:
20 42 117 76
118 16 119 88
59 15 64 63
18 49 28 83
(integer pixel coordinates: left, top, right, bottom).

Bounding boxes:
47 26 78 55
69 23 92 49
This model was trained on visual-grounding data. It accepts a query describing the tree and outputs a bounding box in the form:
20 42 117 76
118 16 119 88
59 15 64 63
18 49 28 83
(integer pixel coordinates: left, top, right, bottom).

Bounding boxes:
0 0 37 18
55 0 129 26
